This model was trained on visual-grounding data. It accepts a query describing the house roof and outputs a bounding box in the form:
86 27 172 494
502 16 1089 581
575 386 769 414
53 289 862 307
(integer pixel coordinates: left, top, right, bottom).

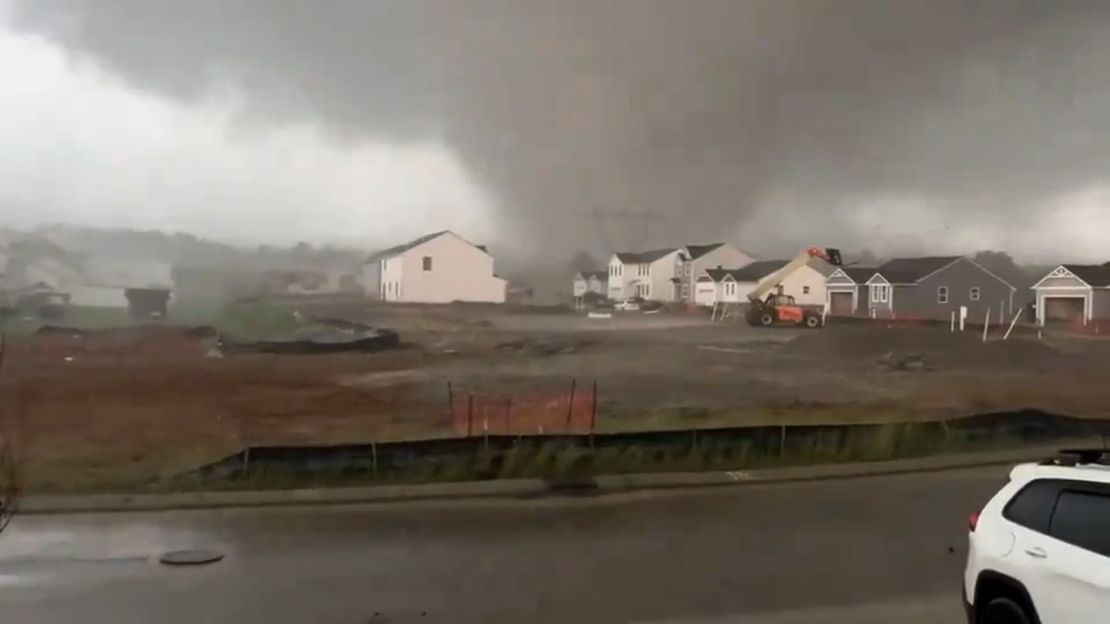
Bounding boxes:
367 231 449 262
576 270 608 281
683 243 725 260
702 268 741 282
730 260 788 282
614 248 677 264
1061 264 1110 288
836 267 878 283
875 256 961 284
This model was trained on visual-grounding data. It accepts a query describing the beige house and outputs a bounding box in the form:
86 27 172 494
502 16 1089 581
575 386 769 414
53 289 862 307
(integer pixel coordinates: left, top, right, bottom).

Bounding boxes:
607 248 684 302
677 243 754 303
694 258 835 307
364 230 506 303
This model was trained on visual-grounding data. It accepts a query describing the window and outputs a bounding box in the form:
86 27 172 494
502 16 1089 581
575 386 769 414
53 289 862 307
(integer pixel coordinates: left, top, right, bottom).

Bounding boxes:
681 284 689 297
802 286 810 295
1049 490 1110 556
1003 479 1061 533
937 286 949 303
870 284 888 303
969 287 980 301
724 282 736 296
423 256 433 271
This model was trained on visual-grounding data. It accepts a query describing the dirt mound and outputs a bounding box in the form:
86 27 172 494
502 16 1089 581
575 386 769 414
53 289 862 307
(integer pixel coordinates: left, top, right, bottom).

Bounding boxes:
783 327 1076 370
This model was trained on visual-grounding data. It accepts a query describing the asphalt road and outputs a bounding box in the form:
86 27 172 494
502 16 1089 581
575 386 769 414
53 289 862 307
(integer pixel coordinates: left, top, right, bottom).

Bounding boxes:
0 466 1010 623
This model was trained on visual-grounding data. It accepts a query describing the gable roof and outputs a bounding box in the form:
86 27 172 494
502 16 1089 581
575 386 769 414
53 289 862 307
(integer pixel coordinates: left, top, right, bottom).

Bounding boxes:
875 256 961 284
575 270 608 281
834 267 878 283
368 231 448 262
613 248 677 264
702 268 741 283
367 230 491 263
1061 264 1110 288
683 243 726 260
730 260 788 282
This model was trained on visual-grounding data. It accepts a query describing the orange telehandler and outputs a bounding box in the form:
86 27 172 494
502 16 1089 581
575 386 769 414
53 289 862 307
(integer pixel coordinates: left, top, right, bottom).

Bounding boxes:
744 247 842 328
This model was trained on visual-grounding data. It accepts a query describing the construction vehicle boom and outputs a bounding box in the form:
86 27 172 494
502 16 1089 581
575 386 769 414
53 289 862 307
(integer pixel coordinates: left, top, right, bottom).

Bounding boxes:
745 247 842 328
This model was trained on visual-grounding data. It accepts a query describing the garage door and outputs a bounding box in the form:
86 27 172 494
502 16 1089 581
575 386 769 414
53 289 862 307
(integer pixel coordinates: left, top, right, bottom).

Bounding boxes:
829 291 853 315
1044 297 1086 324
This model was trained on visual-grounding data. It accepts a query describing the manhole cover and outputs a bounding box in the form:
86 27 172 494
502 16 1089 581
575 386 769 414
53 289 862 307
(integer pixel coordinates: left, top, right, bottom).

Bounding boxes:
159 550 224 566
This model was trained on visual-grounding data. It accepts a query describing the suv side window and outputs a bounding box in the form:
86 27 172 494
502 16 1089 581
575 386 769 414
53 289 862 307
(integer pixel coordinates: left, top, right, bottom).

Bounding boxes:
1003 479 1062 533
1049 490 1110 557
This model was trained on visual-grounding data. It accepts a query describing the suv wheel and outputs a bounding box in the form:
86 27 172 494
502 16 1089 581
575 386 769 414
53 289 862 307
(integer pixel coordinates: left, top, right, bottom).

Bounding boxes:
759 313 774 326
981 597 1031 624
804 315 820 328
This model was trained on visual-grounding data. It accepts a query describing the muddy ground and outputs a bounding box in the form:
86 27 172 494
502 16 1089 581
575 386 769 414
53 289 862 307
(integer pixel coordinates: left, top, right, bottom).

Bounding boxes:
2 301 1109 491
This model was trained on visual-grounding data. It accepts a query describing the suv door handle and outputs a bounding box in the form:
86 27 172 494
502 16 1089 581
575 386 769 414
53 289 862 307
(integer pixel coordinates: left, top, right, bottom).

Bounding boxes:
1024 546 1048 559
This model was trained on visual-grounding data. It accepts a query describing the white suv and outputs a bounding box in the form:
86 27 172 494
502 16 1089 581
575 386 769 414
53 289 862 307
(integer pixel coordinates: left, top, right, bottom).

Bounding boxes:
964 449 1110 623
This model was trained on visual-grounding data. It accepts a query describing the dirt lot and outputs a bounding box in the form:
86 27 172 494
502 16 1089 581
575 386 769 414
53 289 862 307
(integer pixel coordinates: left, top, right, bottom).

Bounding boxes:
3 301 1110 492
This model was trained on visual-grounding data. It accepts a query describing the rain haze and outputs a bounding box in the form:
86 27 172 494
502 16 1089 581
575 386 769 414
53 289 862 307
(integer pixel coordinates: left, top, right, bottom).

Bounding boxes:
5 0 1110 263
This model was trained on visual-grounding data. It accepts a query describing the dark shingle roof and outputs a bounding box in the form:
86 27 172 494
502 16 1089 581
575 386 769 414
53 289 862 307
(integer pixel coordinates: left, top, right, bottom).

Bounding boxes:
614 248 677 264
702 268 740 282
1062 264 1110 287
837 267 878 283
683 243 725 260
876 257 961 284
577 270 608 281
367 231 450 262
730 260 788 282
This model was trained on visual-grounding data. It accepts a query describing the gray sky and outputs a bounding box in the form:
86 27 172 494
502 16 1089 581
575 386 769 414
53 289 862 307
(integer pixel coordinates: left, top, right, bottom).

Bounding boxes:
6 0 1110 262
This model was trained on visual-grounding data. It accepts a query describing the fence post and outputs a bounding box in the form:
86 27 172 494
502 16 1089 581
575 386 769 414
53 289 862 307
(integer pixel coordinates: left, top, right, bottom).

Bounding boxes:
242 446 251 478
447 381 455 428
982 307 991 343
589 380 598 447
566 378 577 431
467 395 474 437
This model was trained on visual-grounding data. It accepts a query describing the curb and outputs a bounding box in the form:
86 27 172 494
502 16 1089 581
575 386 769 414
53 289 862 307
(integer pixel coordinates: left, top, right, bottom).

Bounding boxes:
16 444 1066 515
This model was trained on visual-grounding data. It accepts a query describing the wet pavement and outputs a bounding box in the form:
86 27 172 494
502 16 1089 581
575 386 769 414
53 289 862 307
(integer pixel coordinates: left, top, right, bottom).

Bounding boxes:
0 466 1008 623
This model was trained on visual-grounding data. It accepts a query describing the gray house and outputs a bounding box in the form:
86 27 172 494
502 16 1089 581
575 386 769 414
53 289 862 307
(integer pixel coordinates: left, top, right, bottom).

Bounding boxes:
825 267 878 315
1029 264 1110 326
861 257 1016 322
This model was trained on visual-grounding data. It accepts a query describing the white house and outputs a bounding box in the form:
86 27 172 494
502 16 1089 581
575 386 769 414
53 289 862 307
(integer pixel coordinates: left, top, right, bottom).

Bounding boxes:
694 258 835 307
607 248 685 302
572 271 608 298
677 243 754 303
364 230 506 303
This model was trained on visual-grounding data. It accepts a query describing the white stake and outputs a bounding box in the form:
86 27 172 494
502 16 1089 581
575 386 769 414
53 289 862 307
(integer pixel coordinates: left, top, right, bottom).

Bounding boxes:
982 307 990 343
950 311 955 332
1003 308 1023 341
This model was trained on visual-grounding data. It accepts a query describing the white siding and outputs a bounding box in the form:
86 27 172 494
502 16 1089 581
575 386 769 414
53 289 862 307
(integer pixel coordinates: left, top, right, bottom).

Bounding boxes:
608 256 630 300
572 278 588 297
647 251 683 302
379 255 404 301
686 246 754 303
742 265 828 306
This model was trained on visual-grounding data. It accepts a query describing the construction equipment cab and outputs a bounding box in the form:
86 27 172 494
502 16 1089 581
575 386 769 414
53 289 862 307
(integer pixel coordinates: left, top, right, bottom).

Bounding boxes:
745 247 842 328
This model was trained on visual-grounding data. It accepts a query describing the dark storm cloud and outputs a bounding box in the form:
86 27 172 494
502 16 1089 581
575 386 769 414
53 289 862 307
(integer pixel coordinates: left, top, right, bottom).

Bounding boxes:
12 0 1110 256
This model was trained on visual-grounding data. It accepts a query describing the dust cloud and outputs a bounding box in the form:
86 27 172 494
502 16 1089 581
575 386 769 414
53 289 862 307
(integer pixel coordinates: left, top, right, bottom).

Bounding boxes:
9 0 1110 262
